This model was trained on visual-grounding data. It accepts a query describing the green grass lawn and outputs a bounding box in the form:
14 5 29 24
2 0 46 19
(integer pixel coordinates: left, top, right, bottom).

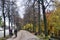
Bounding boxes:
0 38 6 40
0 36 9 40
37 35 50 40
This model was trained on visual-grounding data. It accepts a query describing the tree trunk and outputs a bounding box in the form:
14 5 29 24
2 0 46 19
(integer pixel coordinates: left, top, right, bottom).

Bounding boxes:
41 0 48 36
38 0 41 34
2 0 6 37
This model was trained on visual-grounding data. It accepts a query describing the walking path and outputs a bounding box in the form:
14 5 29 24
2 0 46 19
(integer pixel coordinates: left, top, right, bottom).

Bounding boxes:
7 30 41 40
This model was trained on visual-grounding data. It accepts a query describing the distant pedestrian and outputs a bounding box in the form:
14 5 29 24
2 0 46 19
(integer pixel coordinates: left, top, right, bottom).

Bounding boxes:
14 27 17 37
9 29 13 37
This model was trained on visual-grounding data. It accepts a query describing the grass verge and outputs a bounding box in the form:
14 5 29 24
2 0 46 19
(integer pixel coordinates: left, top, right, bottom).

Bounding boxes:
0 36 9 40
37 35 49 40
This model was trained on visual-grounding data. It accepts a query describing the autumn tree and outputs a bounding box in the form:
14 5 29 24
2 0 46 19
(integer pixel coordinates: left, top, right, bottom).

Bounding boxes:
46 0 60 36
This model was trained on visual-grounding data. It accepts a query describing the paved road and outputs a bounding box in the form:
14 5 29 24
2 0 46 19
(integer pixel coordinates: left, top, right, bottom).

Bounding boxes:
7 30 41 40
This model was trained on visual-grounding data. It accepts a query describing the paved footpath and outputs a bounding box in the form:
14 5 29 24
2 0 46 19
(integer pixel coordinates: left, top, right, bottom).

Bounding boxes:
7 30 43 40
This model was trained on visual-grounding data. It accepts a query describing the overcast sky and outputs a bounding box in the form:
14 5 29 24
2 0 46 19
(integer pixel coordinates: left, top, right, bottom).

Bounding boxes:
16 0 28 18
16 0 55 18
0 0 56 26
